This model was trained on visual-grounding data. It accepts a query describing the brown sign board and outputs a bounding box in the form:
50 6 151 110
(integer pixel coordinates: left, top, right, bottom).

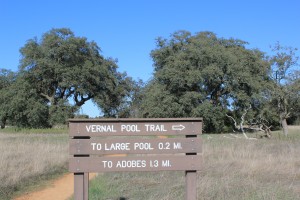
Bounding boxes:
70 138 202 155
69 118 203 200
69 118 202 136
69 155 202 172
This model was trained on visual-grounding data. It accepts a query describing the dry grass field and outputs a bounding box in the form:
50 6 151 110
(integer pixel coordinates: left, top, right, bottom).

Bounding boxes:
88 127 300 200
0 131 68 200
1 127 299 200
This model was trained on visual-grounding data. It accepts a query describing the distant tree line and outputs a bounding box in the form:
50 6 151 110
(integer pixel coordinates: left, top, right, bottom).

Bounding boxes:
0 28 299 135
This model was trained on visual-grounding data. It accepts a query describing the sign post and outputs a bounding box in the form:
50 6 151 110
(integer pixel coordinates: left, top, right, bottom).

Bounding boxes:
69 118 202 200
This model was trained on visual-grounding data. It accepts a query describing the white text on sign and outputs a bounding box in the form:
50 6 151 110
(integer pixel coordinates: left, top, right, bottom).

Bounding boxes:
90 142 183 151
85 124 184 133
101 159 172 169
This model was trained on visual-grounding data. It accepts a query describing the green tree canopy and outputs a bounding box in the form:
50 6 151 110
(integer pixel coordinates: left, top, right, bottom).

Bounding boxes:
0 69 16 90
0 71 50 128
5 78 50 128
268 43 299 135
0 69 16 128
141 31 270 132
19 28 129 125
93 73 137 118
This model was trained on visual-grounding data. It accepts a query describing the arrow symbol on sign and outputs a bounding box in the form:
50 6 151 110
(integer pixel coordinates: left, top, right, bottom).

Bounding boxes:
172 124 185 131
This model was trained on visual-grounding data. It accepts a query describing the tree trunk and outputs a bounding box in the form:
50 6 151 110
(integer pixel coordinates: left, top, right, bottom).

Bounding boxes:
281 117 289 136
1 116 7 129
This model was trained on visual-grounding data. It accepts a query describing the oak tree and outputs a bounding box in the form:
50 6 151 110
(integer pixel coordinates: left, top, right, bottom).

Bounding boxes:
19 28 127 125
141 31 270 132
268 43 299 135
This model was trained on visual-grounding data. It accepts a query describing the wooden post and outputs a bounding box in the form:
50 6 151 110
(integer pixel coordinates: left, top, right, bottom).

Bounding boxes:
74 172 89 200
84 173 89 200
73 135 90 200
74 173 84 200
185 170 197 200
185 133 197 200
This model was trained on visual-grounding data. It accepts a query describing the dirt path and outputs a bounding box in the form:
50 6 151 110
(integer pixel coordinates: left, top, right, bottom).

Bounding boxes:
14 173 97 200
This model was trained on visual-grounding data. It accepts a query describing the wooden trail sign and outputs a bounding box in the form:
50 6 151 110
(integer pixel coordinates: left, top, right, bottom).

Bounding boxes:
69 118 202 200
69 137 202 155
69 118 202 136
69 155 202 172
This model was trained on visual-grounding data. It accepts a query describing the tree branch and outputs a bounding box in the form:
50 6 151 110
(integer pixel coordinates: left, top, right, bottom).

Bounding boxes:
226 104 256 139
40 92 53 103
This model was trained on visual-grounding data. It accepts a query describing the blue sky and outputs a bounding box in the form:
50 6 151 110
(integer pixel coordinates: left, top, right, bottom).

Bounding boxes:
1 0 299 117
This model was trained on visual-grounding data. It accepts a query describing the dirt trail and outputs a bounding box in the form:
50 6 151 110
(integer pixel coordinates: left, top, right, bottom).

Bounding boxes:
14 173 97 200
14 154 127 200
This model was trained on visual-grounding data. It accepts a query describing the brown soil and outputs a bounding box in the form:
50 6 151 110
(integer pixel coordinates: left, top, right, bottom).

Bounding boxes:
14 173 97 200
